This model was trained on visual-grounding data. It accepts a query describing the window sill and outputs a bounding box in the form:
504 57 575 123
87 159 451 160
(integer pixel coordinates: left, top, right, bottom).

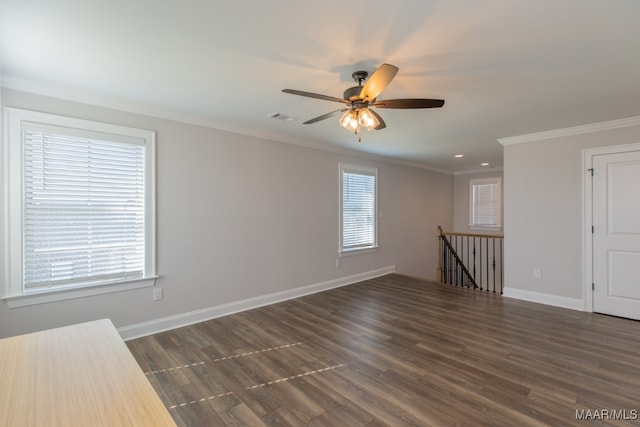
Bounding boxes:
339 246 379 257
2 276 158 308
469 225 503 232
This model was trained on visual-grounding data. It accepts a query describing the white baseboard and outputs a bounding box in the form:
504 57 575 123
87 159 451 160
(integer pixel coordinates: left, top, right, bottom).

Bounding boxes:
118 265 396 340
502 287 585 311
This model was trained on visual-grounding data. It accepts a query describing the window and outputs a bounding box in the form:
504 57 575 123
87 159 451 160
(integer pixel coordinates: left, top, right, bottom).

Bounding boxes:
470 177 502 229
3 108 156 306
340 163 378 253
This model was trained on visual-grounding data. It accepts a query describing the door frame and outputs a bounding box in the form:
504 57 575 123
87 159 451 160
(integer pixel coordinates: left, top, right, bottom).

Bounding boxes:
583 142 640 313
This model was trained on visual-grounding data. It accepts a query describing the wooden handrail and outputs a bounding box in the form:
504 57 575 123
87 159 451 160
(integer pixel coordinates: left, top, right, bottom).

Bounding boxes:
438 226 503 239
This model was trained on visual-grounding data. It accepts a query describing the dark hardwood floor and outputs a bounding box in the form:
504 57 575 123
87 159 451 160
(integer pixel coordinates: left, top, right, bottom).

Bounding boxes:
127 274 640 426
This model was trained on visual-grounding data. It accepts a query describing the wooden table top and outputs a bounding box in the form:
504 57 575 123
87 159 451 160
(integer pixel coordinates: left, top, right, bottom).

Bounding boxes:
0 319 175 427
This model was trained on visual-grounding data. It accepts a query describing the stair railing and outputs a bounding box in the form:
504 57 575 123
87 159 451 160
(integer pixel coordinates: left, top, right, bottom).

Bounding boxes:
437 226 504 294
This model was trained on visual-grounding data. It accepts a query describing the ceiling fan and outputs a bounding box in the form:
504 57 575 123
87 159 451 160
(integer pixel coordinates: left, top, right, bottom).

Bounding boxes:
282 63 444 139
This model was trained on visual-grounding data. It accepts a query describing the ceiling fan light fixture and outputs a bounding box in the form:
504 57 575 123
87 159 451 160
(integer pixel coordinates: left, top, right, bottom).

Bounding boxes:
339 108 380 134
358 108 380 130
339 110 359 132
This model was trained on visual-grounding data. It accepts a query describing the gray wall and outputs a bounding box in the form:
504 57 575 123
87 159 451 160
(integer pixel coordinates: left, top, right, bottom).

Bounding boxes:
503 122 640 301
0 88 453 338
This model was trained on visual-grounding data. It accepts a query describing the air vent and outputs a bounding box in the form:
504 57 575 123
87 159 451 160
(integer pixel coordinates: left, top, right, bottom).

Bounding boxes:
268 112 296 122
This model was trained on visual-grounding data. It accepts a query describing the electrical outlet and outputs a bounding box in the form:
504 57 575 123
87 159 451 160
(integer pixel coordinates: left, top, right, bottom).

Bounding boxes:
153 287 163 301
533 269 541 279
335 259 341 268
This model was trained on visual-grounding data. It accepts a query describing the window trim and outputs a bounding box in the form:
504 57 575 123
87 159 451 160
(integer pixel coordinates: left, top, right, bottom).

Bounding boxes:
469 176 502 230
339 162 378 255
2 107 157 307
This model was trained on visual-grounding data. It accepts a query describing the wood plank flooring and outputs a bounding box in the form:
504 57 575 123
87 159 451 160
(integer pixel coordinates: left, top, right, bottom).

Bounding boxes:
127 274 640 426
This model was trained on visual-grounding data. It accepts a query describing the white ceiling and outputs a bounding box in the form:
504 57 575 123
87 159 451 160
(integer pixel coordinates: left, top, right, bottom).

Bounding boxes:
2 0 640 173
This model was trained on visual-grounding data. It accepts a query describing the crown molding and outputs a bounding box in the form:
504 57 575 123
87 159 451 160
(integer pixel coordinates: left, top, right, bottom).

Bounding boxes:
497 116 640 146
1 76 452 176
453 166 503 176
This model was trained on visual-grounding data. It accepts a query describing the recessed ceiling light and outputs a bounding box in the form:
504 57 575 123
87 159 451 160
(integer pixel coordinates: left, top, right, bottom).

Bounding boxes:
454 154 464 158
481 162 490 166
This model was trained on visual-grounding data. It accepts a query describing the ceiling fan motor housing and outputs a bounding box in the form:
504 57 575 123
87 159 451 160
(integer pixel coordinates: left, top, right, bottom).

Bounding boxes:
344 86 363 102
344 70 369 101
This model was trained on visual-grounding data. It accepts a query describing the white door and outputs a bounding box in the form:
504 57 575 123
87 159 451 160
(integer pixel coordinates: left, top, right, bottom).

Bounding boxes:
592 149 640 320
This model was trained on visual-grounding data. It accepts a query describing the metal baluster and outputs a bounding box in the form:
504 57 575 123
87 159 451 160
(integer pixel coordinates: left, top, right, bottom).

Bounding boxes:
443 238 447 283
479 238 483 290
485 238 489 292
453 236 457 286
460 235 464 287
465 236 469 287
448 235 453 285
448 238 452 284
473 237 478 286
462 237 466 287
440 236 444 283
458 236 463 286
446 237 450 284
500 238 504 294
455 235 460 286
442 238 446 283
492 238 496 293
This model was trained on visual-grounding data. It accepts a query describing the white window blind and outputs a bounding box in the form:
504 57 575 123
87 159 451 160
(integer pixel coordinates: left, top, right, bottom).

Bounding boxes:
471 178 502 228
22 123 146 291
341 165 377 251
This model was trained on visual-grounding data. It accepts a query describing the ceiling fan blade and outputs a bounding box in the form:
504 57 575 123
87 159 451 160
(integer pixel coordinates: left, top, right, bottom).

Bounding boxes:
359 63 399 101
373 98 445 109
303 108 349 125
282 89 350 105
369 109 386 130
